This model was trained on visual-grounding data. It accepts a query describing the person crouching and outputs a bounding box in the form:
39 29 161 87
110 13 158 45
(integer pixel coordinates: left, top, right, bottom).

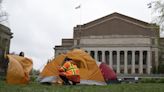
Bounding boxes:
58 57 80 85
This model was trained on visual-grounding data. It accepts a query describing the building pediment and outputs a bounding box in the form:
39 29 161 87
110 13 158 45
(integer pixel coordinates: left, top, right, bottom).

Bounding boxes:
74 12 159 38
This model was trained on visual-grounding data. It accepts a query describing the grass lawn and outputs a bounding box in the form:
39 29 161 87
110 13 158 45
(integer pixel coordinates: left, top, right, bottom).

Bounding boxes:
0 80 164 92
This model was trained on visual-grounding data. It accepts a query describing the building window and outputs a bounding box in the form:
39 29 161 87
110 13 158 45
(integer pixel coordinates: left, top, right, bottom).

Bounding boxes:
128 51 132 65
120 51 124 65
113 51 117 65
143 51 147 65
90 51 94 59
143 68 146 74
120 69 124 73
128 68 131 74
135 68 139 74
135 51 139 65
105 51 109 64
98 51 102 62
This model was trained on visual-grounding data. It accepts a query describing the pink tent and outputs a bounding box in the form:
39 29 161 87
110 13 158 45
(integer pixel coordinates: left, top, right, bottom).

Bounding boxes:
99 63 117 81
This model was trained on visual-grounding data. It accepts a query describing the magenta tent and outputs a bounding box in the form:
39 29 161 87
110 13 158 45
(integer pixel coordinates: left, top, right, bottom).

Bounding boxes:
99 63 117 81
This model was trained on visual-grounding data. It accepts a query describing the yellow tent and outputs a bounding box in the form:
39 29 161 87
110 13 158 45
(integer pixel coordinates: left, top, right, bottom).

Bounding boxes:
6 55 33 84
39 49 106 85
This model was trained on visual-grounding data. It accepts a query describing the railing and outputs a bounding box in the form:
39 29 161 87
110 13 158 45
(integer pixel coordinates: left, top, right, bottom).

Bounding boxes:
118 74 164 78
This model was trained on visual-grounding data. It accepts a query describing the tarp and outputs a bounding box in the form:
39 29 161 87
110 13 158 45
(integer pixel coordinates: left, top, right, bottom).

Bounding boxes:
6 55 33 84
39 49 106 85
99 63 117 81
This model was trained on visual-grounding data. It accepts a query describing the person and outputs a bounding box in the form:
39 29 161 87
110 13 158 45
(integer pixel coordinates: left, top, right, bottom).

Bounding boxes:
58 57 80 85
19 51 24 57
3 53 9 78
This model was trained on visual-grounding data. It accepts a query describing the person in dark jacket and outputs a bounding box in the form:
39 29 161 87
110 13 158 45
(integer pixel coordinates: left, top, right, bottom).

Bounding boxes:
19 52 24 57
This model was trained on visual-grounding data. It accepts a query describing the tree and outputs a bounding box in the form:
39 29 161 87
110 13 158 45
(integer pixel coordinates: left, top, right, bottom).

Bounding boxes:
149 0 164 31
0 0 8 23
149 0 164 74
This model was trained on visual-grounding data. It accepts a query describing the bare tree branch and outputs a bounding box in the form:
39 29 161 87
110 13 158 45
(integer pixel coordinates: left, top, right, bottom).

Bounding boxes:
0 0 8 23
150 0 164 31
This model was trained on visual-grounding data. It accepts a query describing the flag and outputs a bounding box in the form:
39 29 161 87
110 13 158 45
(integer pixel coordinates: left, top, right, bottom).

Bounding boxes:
147 3 152 8
75 5 81 9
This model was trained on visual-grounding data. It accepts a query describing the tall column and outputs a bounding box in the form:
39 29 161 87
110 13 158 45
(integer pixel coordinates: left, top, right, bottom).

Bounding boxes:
109 51 113 69
155 49 159 73
102 50 105 63
95 50 98 62
117 50 120 74
124 50 128 74
132 50 135 74
147 51 151 74
139 50 143 74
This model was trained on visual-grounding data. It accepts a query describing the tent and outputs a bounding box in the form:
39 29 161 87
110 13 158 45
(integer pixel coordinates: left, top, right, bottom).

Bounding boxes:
6 55 33 84
39 49 106 85
99 63 117 81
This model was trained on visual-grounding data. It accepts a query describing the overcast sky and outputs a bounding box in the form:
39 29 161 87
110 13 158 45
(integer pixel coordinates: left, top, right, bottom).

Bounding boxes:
1 0 156 70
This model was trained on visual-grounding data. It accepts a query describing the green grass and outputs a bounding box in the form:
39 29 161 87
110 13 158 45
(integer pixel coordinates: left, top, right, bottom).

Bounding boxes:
0 80 164 92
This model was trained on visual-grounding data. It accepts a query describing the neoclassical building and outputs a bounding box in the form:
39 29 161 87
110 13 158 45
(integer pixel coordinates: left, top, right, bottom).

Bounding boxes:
0 24 13 74
54 12 164 75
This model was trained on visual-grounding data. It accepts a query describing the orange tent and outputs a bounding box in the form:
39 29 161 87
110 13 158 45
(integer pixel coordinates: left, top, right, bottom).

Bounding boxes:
6 55 33 84
39 49 106 85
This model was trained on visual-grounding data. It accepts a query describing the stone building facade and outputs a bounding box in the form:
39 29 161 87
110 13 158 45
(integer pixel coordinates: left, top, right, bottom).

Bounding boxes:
0 24 12 73
54 12 164 75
